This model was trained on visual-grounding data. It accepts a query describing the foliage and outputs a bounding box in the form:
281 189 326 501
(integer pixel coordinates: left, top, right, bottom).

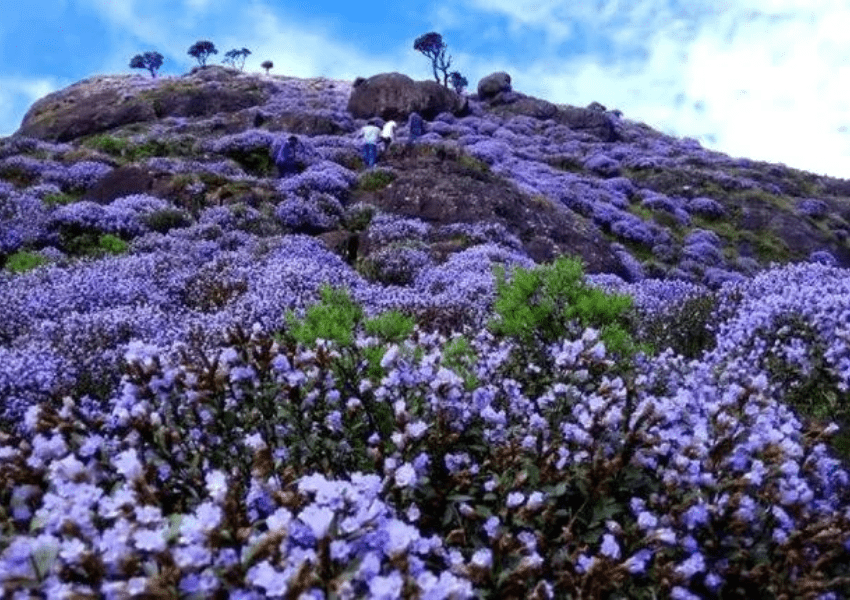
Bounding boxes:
60 230 129 258
261 60 273 74
448 71 468 94
357 169 396 191
142 208 190 234
414 31 453 87
129 51 164 78
441 334 479 390
42 191 82 207
488 255 640 360
636 291 718 358
285 285 363 348
94 233 129 256
187 40 218 67
4 250 48 274
223 47 251 71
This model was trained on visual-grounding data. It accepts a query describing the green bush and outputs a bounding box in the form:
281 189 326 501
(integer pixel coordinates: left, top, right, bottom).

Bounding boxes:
357 169 396 191
285 285 364 348
441 335 479 390
143 208 190 233
43 192 83 207
85 134 129 156
488 255 640 359
4 250 48 274
96 234 129 255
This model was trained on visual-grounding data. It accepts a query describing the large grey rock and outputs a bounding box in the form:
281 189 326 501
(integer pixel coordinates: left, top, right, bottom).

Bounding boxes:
555 105 618 142
346 72 468 121
16 66 270 142
477 72 512 99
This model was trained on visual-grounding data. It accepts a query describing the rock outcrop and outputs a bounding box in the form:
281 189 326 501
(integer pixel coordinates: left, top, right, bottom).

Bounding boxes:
17 66 271 143
346 72 469 121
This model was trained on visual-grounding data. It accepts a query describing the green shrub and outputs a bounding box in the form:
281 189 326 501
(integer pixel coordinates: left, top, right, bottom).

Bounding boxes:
4 250 48 274
225 148 276 177
488 255 640 359
97 234 129 255
285 285 363 348
343 203 375 232
143 208 190 233
441 335 479 390
357 169 396 191
43 192 83 207
85 134 129 156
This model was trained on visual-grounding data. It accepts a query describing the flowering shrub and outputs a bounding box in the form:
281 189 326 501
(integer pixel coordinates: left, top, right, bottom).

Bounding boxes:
277 160 357 199
275 193 342 234
358 244 433 287
687 197 726 219
366 214 431 246
796 198 829 218
3 270 848 597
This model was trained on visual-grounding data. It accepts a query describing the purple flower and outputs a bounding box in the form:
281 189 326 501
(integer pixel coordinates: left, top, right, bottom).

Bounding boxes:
246 560 289 597
394 462 417 488
682 502 710 530
623 549 653 574
369 571 404 600
675 552 706 579
600 533 621 559
506 491 525 508
298 503 335 539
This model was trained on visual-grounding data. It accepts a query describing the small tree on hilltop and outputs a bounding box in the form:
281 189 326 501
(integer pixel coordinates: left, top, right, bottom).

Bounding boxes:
223 47 251 71
129 51 164 78
188 40 218 67
448 71 468 94
414 32 452 87
261 60 273 75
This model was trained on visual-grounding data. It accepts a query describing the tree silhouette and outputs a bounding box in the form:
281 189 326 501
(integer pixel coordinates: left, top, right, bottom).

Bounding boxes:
188 40 218 67
414 32 452 87
261 60 273 75
448 71 468 94
223 48 251 71
129 52 164 78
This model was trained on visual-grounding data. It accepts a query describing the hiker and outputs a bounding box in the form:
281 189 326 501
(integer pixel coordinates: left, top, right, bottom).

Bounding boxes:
274 135 300 177
405 112 424 155
380 120 397 155
360 119 382 168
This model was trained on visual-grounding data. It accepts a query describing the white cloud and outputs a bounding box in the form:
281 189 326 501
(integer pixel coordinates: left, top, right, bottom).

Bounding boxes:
456 0 850 177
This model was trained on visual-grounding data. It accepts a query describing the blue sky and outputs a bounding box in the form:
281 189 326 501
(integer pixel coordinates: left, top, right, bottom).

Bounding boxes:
2 0 850 179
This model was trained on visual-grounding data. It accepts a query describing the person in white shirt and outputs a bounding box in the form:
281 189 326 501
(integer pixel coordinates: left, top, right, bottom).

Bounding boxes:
360 120 382 168
380 120 397 155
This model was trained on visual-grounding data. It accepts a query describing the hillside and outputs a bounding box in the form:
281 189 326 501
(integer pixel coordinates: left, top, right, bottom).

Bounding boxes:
1 65 850 598
5 65 850 285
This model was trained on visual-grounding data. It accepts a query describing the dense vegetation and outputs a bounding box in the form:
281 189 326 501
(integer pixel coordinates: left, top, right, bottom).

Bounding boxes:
0 59 849 598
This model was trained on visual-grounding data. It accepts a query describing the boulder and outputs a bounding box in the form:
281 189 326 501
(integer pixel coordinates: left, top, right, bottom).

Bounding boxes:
82 166 156 204
16 85 157 143
16 67 270 143
555 106 618 142
477 72 512 99
346 72 468 121
487 94 559 121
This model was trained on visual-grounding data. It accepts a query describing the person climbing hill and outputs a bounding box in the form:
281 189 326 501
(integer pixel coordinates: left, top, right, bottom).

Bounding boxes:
360 119 382 168
405 112 424 156
273 135 301 177
380 120 397 155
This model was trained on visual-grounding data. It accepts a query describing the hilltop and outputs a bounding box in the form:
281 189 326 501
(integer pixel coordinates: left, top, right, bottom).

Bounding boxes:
2 65 850 599
5 64 850 286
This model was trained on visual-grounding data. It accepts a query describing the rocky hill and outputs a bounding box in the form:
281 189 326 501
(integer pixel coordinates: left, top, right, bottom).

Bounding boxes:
3 64 850 287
